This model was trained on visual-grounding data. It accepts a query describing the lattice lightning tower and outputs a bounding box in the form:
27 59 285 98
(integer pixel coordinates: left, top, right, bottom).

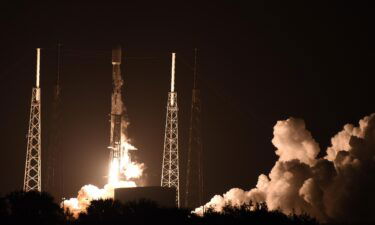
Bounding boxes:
24 48 42 192
46 43 63 200
185 48 203 209
161 53 180 207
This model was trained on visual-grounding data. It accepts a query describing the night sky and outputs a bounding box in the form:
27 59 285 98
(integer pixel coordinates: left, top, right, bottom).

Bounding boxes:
0 2 373 203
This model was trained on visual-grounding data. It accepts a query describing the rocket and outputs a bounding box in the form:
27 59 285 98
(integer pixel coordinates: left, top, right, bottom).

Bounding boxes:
108 46 138 185
109 46 124 179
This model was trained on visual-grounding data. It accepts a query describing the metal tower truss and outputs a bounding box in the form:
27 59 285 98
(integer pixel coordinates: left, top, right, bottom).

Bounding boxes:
161 92 180 207
24 87 42 192
185 48 203 208
46 43 63 200
24 48 42 192
185 88 203 208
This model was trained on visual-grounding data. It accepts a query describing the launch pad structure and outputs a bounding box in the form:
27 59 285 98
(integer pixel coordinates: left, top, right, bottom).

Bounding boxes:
161 53 180 207
21 47 188 211
24 48 42 192
185 49 203 209
45 43 63 200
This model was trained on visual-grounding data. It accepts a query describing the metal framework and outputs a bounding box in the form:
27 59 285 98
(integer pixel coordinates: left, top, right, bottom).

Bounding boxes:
161 53 180 207
185 49 203 209
45 43 63 200
24 48 42 192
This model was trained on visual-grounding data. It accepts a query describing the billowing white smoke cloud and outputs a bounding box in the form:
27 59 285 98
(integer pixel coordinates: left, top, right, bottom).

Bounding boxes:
63 181 137 217
195 114 375 223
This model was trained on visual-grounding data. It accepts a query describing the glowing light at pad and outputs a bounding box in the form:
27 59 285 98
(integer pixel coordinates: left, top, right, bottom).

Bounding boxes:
108 159 120 185
62 140 144 218
125 161 143 179
108 141 144 186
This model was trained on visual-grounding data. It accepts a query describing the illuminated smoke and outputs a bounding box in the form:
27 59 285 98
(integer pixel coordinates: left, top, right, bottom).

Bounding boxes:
62 182 135 217
195 114 375 223
62 139 144 217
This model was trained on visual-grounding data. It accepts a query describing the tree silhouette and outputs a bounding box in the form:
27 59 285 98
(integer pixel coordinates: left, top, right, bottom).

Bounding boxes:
1 191 65 225
200 202 318 225
0 190 363 225
77 198 191 225
78 199 124 225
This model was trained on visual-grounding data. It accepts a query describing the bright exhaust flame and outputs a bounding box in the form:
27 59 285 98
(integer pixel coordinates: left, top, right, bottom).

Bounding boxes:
108 159 120 185
63 141 144 217
119 140 144 180
125 161 143 179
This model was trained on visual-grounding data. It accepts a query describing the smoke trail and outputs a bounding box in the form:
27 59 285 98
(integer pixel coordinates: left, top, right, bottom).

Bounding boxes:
195 114 375 223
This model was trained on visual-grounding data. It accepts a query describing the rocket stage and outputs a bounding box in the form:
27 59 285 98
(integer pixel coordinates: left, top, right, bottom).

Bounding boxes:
114 186 176 208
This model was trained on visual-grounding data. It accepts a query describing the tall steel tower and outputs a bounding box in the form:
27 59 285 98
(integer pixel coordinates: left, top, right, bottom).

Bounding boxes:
161 53 180 207
24 48 42 192
185 49 203 209
46 43 63 200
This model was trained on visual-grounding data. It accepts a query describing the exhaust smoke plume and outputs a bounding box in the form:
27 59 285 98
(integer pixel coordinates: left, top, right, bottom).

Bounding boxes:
62 138 144 217
195 114 375 223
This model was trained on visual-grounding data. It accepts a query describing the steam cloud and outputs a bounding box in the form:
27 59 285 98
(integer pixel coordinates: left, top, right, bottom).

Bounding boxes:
195 114 375 223
63 182 136 217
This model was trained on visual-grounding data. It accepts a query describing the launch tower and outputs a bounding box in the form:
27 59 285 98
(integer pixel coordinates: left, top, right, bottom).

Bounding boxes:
46 43 63 200
24 48 42 192
161 53 180 207
185 49 203 208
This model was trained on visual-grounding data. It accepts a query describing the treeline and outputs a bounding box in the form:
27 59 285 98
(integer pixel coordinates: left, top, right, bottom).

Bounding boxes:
0 191 368 225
